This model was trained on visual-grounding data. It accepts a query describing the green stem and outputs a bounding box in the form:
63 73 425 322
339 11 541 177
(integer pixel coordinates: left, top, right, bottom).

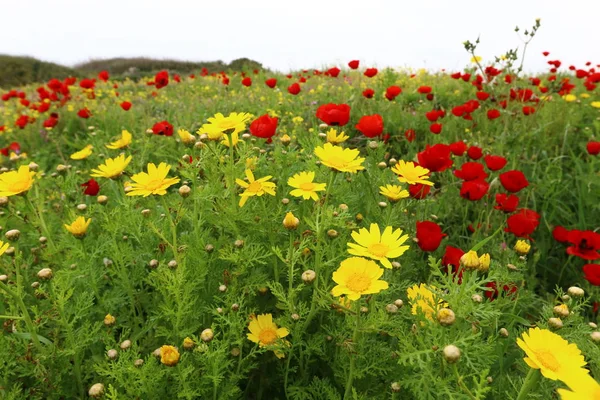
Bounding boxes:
26 191 56 252
452 364 476 400
0 315 23 320
0 280 43 353
343 302 361 399
161 196 178 260
516 368 540 400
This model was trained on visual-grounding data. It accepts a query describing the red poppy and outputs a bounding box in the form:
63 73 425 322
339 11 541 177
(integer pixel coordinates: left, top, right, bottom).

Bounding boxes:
587 141 600 155
487 109 501 120
552 226 570 243
43 115 59 129
499 170 529 193
522 106 536 116
442 245 465 280
454 162 488 181
426 93 434 101
494 194 519 213
417 86 432 94
77 108 92 119
81 179 100 196
425 110 443 122
484 155 507 171
249 114 278 142
155 71 169 89
120 101 132 111
583 264 600 286
241 77 252 87
222 77 230 85
0 142 20 156
409 183 430 199
404 129 416 142
542 51 550 57
362 88 375 99
449 141 467 156
265 78 277 88
98 70 109 82
460 179 489 201
364 68 378 78
152 120 174 136
476 91 490 101
505 209 540 239
316 103 351 126
355 114 383 138
416 221 446 252
327 67 341 77
287 83 301 95
467 146 483 160
430 123 443 134
385 86 402 101
418 144 452 172
79 79 95 89
485 282 518 301
348 60 359 69
566 230 600 260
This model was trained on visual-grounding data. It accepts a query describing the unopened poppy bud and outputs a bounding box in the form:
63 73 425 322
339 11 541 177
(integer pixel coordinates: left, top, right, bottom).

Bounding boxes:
514 240 531 255
201 328 214 342
302 269 316 283
148 259 159 269
168 260 177 269
327 229 338 238
160 345 180 366
499 328 509 337
88 383 105 398
178 185 191 198
134 359 144 367
283 212 300 230
37 268 53 280
183 337 195 350
437 308 456 326
107 349 118 360
443 345 461 363
567 286 584 297
120 340 131 350
460 250 480 270
553 304 569 318
591 332 600 343
478 253 490 272
103 314 116 326
234 239 244 248
391 382 401 393
548 317 563 329
218 284 227 292
5 229 20 241
386 304 398 314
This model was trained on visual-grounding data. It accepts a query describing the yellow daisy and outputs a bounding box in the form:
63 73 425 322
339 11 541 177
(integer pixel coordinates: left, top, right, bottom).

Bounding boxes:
347 223 409 269
221 132 241 148
236 169 276 207
247 313 290 359
591 101 600 109
70 145 93 160
106 130 132 149
407 283 445 321
379 184 409 202
314 143 365 173
126 163 181 197
325 128 349 144
0 165 35 196
0 240 10 256
198 112 253 141
177 128 196 145
91 154 132 179
287 171 326 201
160 345 180 366
64 216 91 237
331 257 389 300
516 327 587 382
557 373 600 400
391 161 434 186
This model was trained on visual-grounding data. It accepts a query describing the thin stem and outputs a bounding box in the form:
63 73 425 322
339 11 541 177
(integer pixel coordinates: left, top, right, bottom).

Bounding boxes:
516 368 540 400
344 302 361 399
452 364 476 400
161 196 178 260
0 280 43 353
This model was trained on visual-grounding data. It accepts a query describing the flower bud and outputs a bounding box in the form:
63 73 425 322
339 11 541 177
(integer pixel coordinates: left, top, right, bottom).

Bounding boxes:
302 269 316 284
0 197 8 207
499 328 509 337
368 140 379 149
389 158 397 165
589 322 598 329
5 229 20 241
378 201 388 208
280 134 291 146
386 304 398 314
443 345 461 363
230 347 240 357
160 345 180 366
134 359 144 367
37 268 53 280
360 306 369 313
391 382 401 393
472 294 483 303
218 284 227 292
183 337 195 350
567 286 584 297
120 340 131 350
148 259 159 269
77 203 87 211
591 332 600 343
141 209 151 217
103 314 116 326
514 240 531 255
88 383 105 398
28 162 39 171
205 244 214 253
377 162 387 169
391 261 401 269
234 239 244 248
478 253 490 272
39 236 47 244
339 204 349 212
179 185 191 198
107 349 118 360
548 317 563 329
553 304 569 318
231 303 239 312
168 260 177 269
281 198 290 205
460 250 480 270
437 308 456 326
283 212 300 230
0 274 8 282
291 313 300 321
201 328 214 342
327 229 338 238
394 299 404 308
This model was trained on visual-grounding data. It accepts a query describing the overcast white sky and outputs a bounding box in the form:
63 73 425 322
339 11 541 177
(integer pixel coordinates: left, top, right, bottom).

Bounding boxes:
2 0 599 72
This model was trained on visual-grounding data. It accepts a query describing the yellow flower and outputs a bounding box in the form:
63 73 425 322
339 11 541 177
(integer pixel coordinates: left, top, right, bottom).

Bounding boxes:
177 129 195 145
126 163 181 197
478 253 490 272
391 161 433 186
580 93 590 99
64 216 91 237
70 145 93 160
514 240 531 255
591 101 600 109
245 157 258 170
0 165 35 196
314 143 365 173
198 112 253 140
460 250 480 270
407 283 445 321
287 171 326 201
283 212 300 230
292 116 304 124
563 94 577 102
160 345 180 366
516 327 587 382
347 223 409 269
235 169 276 207
331 257 389 300
470 56 482 63
247 313 290 359
557 373 600 400
106 130 132 149
379 184 409 202
0 240 9 256
221 132 241 148
91 154 132 179
325 128 349 144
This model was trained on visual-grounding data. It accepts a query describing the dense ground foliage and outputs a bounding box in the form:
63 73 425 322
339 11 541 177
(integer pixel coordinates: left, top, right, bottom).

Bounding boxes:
1 27 600 399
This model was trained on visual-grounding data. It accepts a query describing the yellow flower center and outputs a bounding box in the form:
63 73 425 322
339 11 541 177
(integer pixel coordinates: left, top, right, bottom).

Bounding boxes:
258 328 278 345
534 350 560 372
326 156 346 168
300 182 315 191
247 181 263 193
368 243 389 258
346 273 371 293
144 179 167 191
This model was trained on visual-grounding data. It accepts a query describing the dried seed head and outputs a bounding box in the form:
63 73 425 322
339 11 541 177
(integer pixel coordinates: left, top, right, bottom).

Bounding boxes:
5 229 20 241
120 340 131 350
471 294 483 303
442 345 461 363
302 269 316 283
591 332 600 343
567 286 585 297
386 304 399 314
37 268 53 280
201 328 214 342
394 299 404 308
499 328 509 337
437 308 456 326
183 337 195 350
548 317 563 329
107 349 118 360
148 259 159 269
178 185 191 198
391 382 401 393
231 303 239 312
553 304 570 318
168 260 177 269
103 314 116 326
88 383 105 398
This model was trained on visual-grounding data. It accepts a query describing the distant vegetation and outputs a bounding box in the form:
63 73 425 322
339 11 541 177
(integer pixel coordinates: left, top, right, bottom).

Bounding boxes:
0 55 264 88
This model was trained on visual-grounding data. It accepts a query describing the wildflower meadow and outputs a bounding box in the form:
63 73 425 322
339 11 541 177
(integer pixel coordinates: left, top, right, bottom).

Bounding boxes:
1 20 600 399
